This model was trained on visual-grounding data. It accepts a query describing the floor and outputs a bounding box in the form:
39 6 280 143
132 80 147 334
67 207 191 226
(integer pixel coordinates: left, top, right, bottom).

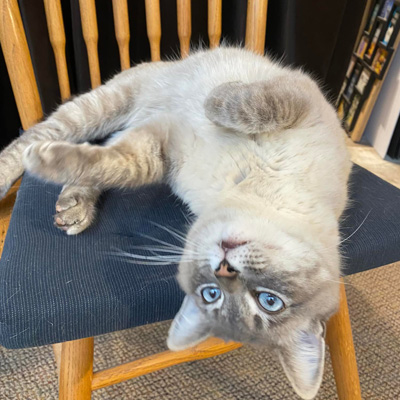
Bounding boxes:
1 139 400 400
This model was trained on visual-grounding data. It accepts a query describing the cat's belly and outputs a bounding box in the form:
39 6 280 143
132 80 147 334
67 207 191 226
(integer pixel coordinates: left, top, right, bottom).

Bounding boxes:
168 126 350 219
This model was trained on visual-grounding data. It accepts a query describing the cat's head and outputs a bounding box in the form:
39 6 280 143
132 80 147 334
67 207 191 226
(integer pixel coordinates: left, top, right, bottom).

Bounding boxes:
168 207 340 399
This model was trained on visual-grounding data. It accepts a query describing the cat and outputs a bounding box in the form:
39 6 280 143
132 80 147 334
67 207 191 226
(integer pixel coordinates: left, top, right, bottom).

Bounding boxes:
0 47 351 399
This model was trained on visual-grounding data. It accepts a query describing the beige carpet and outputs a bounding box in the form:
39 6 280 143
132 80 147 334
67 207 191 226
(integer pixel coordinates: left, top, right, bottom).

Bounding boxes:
1 262 399 400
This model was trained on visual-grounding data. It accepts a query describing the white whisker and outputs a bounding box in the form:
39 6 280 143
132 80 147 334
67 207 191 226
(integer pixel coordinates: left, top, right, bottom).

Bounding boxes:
148 221 201 250
339 210 371 245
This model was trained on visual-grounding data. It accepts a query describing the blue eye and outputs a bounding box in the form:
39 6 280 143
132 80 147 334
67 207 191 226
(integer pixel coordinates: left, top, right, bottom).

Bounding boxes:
201 287 221 303
257 292 285 313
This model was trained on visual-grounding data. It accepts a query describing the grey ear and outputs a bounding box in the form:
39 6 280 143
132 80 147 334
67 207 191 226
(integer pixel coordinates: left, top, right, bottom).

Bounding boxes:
277 323 325 400
167 295 212 351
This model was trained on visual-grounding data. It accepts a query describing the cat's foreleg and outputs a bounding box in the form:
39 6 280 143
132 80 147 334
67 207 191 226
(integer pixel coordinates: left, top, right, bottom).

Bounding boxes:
23 128 165 190
204 74 320 135
0 64 156 199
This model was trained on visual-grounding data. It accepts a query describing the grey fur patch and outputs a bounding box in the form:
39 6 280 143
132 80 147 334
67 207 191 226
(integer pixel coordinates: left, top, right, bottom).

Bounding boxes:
204 76 314 135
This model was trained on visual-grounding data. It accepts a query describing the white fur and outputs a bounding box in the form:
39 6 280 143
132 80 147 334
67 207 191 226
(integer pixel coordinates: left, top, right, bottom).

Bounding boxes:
115 48 351 269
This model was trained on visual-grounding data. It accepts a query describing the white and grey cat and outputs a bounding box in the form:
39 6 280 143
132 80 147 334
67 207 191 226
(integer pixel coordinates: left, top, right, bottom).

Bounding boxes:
0 47 351 399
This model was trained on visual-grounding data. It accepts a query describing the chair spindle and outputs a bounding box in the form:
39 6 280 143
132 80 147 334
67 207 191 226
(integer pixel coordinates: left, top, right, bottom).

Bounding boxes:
245 0 268 55
208 0 222 49
0 0 43 129
177 0 191 58
145 0 161 61
43 0 71 101
112 0 131 71
78 0 101 88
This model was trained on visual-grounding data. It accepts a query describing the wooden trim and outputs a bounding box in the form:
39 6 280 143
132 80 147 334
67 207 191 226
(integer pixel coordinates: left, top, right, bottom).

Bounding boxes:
0 180 20 259
351 23 400 142
245 0 268 55
208 0 222 49
112 0 131 71
0 0 43 129
78 0 101 88
145 0 161 61
177 0 191 58
91 337 241 390
43 0 71 101
59 337 94 400
326 280 362 400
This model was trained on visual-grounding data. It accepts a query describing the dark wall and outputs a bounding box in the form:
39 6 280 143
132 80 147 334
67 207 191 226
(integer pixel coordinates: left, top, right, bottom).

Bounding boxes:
0 0 366 149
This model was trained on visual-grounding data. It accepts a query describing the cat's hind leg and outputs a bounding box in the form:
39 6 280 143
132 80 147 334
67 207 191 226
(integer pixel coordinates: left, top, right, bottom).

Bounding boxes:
54 185 100 235
204 74 320 134
23 128 166 190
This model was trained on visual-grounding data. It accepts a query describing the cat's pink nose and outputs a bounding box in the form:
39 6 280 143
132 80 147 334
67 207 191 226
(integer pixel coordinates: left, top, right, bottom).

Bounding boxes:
215 260 238 279
221 240 247 251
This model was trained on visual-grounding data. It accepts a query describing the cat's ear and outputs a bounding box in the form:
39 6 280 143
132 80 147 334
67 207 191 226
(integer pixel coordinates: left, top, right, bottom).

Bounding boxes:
167 295 211 351
277 322 326 400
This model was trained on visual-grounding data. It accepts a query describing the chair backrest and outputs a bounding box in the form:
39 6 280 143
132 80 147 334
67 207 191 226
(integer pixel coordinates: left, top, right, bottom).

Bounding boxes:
0 0 268 132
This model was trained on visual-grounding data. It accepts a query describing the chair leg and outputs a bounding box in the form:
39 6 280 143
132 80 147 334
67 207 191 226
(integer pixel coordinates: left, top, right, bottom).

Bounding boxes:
326 280 362 400
59 337 94 400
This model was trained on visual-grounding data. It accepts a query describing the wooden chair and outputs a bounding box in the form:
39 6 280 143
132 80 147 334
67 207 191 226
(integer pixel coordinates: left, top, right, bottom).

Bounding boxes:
0 0 362 399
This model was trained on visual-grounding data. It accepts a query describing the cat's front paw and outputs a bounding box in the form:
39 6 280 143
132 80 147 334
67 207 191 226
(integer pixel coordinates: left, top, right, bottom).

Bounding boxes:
54 187 98 235
23 141 74 184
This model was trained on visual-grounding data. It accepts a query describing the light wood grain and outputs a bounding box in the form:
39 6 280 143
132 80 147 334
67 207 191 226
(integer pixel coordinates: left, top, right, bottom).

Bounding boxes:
112 0 131 71
0 180 20 259
351 27 400 142
145 0 161 61
245 0 268 55
0 0 43 129
326 280 362 400
59 337 94 400
208 0 222 49
43 0 71 101
78 0 101 88
53 343 62 377
177 0 191 58
91 337 242 390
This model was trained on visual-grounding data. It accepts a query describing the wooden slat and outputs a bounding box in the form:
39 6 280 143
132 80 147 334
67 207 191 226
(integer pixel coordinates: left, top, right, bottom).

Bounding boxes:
0 0 43 129
59 337 94 400
145 0 161 61
245 0 268 55
91 337 242 390
0 180 20 259
327 280 362 400
208 0 222 49
112 0 131 70
177 0 191 58
78 0 101 88
43 0 71 101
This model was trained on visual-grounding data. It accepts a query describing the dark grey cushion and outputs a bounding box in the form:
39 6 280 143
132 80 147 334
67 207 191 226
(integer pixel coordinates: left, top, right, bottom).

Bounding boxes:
0 164 399 349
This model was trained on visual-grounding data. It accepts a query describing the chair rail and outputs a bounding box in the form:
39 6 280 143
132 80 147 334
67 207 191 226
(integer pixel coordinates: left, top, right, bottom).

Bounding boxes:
245 0 268 55
145 0 162 61
112 0 131 71
43 0 71 101
0 0 43 129
177 0 191 58
91 337 242 390
79 0 101 88
208 0 222 49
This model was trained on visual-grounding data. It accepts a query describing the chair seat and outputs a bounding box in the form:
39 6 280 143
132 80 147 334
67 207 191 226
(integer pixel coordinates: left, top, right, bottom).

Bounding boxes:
1 164 400 349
